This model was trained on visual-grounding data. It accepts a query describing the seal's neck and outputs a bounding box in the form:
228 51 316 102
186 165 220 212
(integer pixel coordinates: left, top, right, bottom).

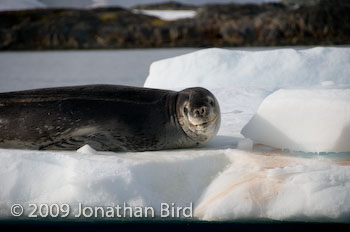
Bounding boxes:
166 92 181 131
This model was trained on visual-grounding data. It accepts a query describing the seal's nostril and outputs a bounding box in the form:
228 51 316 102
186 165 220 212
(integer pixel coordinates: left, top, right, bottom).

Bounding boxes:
194 107 208 117
194 109 200 116
202 106 209 116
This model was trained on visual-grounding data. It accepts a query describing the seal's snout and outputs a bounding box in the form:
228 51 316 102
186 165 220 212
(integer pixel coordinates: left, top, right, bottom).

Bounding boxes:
194 106 209 118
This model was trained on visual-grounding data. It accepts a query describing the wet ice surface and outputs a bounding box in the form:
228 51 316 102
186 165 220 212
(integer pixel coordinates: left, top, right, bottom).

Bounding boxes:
0 47 349 222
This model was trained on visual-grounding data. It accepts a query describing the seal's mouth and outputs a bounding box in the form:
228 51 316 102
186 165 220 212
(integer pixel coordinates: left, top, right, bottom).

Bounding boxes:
188 116 218 130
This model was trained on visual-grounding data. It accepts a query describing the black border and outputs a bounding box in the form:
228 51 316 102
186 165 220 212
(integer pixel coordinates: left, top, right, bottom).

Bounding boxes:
0 219 349 232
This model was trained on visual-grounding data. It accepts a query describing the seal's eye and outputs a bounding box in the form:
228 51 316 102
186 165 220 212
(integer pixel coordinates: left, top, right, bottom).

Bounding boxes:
184 107 188 115
209 98 215 107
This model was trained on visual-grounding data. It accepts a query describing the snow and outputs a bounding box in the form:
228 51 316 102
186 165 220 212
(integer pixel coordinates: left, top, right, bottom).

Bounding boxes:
0 147 231 218
1 146 349 221
133 10 196 20
77 144 99 155
1 47 350 222
0 0 45 11
237 138 254 151
195 150 350 222
241 89 350 153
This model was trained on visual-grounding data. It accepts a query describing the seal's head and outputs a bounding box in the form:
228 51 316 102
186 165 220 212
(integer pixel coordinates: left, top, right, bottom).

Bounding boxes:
176 87 221 145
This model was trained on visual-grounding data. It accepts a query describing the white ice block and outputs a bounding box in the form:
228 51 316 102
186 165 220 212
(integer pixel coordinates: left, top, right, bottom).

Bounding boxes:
144 47 350 90
241 89 350 153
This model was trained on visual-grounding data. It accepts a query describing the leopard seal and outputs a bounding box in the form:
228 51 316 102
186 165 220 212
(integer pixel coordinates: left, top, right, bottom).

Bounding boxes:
0 85 220 152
